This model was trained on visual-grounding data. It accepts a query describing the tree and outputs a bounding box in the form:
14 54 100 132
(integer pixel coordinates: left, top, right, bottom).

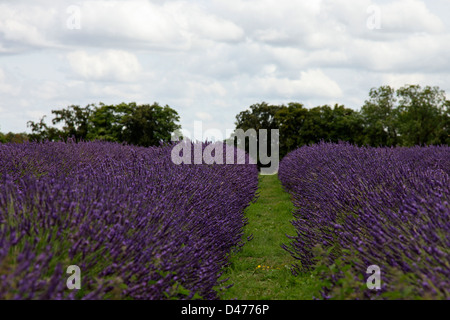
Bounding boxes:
274 102 308 158
234 102 364 162
360 85 449 146
87 103 127 142
0 127 6 143
51 104 95 141
438 100 450 145
27 102 181 147
327 104 365 145
0 130 29 143
5 132 29 143
27 116 62 142
235 103 360 161
396 85 449 146
121 103 181 147
297 104 363 147
360 85 400 147
234 102 282 167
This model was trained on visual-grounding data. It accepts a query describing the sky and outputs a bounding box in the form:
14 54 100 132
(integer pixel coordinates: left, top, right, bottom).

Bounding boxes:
1 0 450 137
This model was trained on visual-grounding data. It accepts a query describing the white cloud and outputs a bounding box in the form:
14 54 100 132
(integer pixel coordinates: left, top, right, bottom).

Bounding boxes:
380 0 445 34
67 50 142 81
381 73 427 89
88 83 144 101
187 81 227 98
195 112 213 121
0 0 449 135
350 33 450 72
298 69 343 98
0 0 245 53
0 3 59 50
211 0 323 46
174 4 244 43
0 68 20 95
62 0 246 50
251 69 342 99
319 0 444 38
29 81 65 100
76 1 187 49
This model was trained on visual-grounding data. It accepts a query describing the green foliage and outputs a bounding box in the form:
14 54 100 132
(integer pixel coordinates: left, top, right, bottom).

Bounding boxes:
310 244 431 300
27 102 181 147
51 104 95 141
361 84 449 147
0 130 29 144
396 85 449 146
87 103 125 142
5 83 449 151
235 102 282 132
27 116 61 142
121 103 181 147
234 84 449 160
310 245 368 300
234 102 282 168
361 85 400 147
274 103 308 158
235 102 364 160
297 104 364 146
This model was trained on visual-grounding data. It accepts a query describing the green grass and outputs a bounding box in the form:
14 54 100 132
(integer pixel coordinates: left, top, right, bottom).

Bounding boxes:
219 174 320 300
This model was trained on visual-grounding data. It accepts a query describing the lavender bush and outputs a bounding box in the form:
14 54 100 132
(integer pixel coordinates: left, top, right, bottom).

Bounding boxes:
279 142 450 299
0 141 258 300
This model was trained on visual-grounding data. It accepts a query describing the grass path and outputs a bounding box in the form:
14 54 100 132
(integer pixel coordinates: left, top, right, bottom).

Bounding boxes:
219 174 318 300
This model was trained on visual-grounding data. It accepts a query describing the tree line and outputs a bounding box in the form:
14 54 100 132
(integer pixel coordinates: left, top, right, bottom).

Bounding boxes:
1 84 449 160
235 84 449 159
20 102 180 147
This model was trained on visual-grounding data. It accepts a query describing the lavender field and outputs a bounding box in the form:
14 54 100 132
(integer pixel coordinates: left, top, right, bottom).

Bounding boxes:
279 142 450 299
0 141 258 299
1 140 449 300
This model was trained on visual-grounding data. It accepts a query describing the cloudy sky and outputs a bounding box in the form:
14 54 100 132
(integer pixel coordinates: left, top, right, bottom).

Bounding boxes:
1 0 449 136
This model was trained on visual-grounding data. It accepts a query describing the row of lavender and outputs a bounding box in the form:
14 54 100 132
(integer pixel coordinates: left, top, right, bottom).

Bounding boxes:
279 142 449 299
0 141 259 299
